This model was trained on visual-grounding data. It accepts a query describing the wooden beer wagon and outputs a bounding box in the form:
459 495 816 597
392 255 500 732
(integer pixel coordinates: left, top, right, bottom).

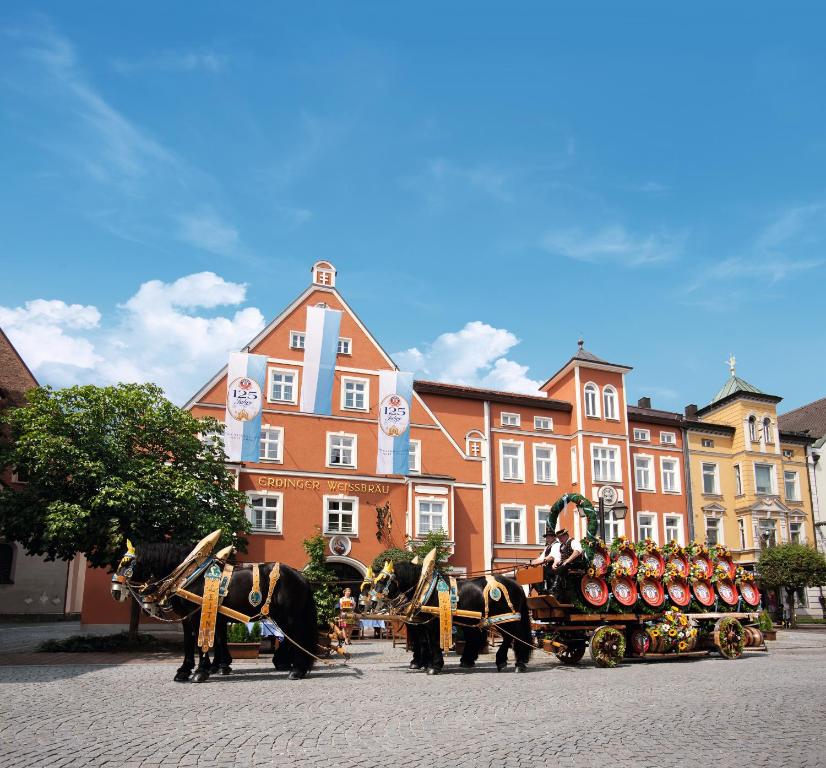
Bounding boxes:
519 569 766 668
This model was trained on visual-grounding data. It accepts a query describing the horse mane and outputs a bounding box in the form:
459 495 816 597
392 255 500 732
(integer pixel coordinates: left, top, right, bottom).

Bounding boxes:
134 541 195 580
393 560 422 591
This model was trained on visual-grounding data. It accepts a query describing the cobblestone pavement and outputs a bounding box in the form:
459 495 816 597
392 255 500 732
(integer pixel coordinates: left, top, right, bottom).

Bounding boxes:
1 632 825 768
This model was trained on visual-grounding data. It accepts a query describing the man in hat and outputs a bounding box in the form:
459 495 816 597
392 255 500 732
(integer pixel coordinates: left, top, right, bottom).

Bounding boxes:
530 529 559 594
546 529 584 597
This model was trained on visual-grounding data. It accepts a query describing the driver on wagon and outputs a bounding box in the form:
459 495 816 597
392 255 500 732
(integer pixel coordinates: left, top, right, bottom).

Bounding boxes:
546 529 583 598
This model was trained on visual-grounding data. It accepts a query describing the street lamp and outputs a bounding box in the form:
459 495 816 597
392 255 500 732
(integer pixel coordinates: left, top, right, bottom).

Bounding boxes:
598 498 628 541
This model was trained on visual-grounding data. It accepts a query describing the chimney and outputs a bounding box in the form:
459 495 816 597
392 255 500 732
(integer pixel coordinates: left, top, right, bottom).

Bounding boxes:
637 396 651 409
684 404 698 419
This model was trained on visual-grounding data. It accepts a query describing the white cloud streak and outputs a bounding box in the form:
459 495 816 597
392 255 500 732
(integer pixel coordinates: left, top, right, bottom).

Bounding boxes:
394 321 541 394
112 50 228 74
541 225 682 267
0 272 265 403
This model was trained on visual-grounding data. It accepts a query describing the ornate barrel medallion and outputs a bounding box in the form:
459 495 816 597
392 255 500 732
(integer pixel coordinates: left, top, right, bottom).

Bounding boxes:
614 547 639 577
639 577 665 607
630 628 651 656
610 575 638 607
666 553 689 576
580 574 609 607
716 578 739 606
691 553 713 579
692 579 715 607
666 577 690 607
640 550 665 578
591 543 610 577
739 581 760 607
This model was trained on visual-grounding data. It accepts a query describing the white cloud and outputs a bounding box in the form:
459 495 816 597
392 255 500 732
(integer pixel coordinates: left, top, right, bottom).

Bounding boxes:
112 50 228 74
0 272 265 403
541 225 682 266
177 210 243 257
401 158 513 207
394 321 541 394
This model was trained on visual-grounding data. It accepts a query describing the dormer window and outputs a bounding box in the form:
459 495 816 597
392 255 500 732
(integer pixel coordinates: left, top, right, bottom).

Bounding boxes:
312 260 337 287
337 338 352 355
290 331 305 350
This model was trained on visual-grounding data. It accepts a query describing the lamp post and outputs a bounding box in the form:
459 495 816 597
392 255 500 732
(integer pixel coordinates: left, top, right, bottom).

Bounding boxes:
598 498 628 541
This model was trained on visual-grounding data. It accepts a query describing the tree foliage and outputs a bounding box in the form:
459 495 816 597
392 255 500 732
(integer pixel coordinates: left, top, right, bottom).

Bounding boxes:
302 531 338 626
756 544 826 590
0 383 249 569
372 530 453 572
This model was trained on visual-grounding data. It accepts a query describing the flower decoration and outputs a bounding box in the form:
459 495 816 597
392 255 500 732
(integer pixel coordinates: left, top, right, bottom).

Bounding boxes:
608 562 632 580
635 537 659 556
662 563 685 585
609 534 632 558
735 566 755 584
687 563 709 584
710 543 731 560
710 563 731 584
662 540 685 558
648 607 697 653
635 563 660 584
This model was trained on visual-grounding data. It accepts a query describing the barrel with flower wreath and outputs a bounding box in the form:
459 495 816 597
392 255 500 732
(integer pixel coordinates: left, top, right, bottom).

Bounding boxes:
635 538 665 577
687 542 713 580
710 543 736 579
636 563 665 607
735 567 761 607
647 607 698 654
662 540 689 577
607 561 638 607
663 563 691 607
689 563 716 607
580 571 609 607
609 535 639 576
711 563 739 606
590 541 610 577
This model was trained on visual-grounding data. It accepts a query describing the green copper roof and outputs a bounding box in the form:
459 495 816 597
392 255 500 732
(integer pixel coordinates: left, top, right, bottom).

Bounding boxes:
711 375 766 404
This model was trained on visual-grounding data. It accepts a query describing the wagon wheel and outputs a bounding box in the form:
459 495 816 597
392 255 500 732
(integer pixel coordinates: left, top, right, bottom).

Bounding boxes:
555 636 586 665
589 625 626 668
713 616 745 660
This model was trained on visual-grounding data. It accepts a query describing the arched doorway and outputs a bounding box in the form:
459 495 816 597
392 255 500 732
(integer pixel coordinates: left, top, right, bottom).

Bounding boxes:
325 556 366 591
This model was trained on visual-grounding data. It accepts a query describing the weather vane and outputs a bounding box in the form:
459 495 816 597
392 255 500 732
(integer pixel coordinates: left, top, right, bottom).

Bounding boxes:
727 353 736 377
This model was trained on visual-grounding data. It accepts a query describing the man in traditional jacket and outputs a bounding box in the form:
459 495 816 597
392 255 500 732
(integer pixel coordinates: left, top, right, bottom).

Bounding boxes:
547 529 583 598
530 529 558 594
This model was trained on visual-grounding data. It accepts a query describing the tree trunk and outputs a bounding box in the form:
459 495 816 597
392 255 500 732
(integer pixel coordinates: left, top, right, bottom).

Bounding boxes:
785 587 796 629
129 597 141 640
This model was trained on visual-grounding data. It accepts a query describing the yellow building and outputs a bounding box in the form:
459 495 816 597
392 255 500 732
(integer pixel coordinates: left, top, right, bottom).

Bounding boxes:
685 359 816 567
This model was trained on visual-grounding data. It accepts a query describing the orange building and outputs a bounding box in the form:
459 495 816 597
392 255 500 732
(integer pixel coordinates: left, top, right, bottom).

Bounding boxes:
78 261 695 623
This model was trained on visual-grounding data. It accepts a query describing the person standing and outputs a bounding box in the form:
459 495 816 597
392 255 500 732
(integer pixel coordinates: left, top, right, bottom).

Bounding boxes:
337 587 357 644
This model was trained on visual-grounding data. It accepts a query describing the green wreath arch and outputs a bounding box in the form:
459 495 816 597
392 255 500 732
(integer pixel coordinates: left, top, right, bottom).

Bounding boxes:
546 493 600 558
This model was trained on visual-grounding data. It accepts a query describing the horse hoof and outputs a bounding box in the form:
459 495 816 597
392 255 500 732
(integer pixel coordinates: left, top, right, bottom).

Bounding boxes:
208 664 220 675
191 670 208 683
288 670 307 680
515 664 527 673
408 661 423 670
174 671 191 682
496 663 507 672
426 667 441 676
220 666 232 676
459 660 475 669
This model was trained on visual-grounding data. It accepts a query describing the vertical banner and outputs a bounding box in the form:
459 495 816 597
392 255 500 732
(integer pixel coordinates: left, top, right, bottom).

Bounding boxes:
224 352 267 462
300 305 342 415
376 370 413 475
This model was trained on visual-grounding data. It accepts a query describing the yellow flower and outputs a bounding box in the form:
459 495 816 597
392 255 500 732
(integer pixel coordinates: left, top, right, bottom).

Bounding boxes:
690 629 697 637
651 630 660 638
668 629 677 637
678 641 687 651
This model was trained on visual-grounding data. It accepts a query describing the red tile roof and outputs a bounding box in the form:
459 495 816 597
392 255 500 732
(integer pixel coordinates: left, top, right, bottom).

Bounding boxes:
779 396 826 438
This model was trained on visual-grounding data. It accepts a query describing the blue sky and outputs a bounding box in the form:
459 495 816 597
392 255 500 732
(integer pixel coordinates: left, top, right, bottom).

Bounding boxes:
1 4 824 410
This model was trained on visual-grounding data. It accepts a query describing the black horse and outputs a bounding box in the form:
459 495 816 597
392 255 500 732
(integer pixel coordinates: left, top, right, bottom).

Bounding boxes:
113 543 317 681
363 561 532 674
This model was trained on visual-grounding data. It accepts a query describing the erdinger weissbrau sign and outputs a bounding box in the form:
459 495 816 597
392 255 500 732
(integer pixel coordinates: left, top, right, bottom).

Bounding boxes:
224 352 267 462
376 370 413 474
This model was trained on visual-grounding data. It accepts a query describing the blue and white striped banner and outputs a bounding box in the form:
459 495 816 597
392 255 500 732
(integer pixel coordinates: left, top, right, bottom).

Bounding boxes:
300 305 342 415
224 352 267 462
376 371 413 475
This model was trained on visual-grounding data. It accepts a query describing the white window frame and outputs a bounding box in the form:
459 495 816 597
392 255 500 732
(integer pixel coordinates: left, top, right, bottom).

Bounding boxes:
337 337 352 355
660 456 681 494
637 513 656 543
784 471 800 501
738 519 746 550
789 521 803 544
259 425 284 462
268 367 298 404
289 331 305 350
571 446 578 484
246 491 283 533
604 508 624 540
705 517 722 546
782 449 793 459
758 518 777 547
664 514 684 546
584 382 600 418
734 464 743 496
501 412 521 428
340 376 369 412
500 440 525 482
326 432 358 469
592 444 620 482
315 266 334 286
533 443 558 485
659 431 677 446
701 438 715 448
634 454 655 492
536 506 552 544
409 439 421 474
416 497 447 536
501 504 526 544
633 428 650 442
701 462 720 495
534 416 553 431
754 463 776 495
324 495 359 536
466 431 485 459
763 418 773 444
603 386 618 421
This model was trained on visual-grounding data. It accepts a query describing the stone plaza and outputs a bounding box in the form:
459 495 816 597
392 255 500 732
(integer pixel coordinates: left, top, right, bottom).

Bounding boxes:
1 627 825 768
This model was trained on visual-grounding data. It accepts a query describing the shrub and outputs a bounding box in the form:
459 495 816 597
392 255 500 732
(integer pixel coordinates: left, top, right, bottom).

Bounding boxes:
758 610 773 632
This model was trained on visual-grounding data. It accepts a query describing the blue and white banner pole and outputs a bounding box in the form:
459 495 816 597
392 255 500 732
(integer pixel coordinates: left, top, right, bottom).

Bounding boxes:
300 305 342 415
224 352 268 462
376 370 413 475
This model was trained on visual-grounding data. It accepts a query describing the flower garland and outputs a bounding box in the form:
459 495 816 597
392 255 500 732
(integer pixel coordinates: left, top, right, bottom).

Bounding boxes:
608 562 632 581
648 607 698 652
687 563 708 584
662 563 685 585
709 563 731 584
608 534 632 558
710 543 732 560
735 566 755 585
662 540 685 558
685 541 709 558
634 537 659 556
635 563 660 584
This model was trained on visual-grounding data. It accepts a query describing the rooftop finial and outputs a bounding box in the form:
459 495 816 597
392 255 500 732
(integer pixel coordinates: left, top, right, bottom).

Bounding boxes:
577 338 584 351
727 353 736 378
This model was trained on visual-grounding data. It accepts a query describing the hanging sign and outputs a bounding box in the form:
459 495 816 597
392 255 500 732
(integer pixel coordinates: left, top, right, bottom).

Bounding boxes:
224 352 267 462
376 370 413 475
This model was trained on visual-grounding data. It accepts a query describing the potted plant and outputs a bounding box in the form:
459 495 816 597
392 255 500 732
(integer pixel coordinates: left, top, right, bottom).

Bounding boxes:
758 610 776 641
227 621 262 658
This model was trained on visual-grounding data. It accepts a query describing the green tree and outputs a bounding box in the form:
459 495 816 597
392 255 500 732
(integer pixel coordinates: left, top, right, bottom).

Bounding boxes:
302 531 338 626
756 544 826 627
0 383 250 635
372 530 453 572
